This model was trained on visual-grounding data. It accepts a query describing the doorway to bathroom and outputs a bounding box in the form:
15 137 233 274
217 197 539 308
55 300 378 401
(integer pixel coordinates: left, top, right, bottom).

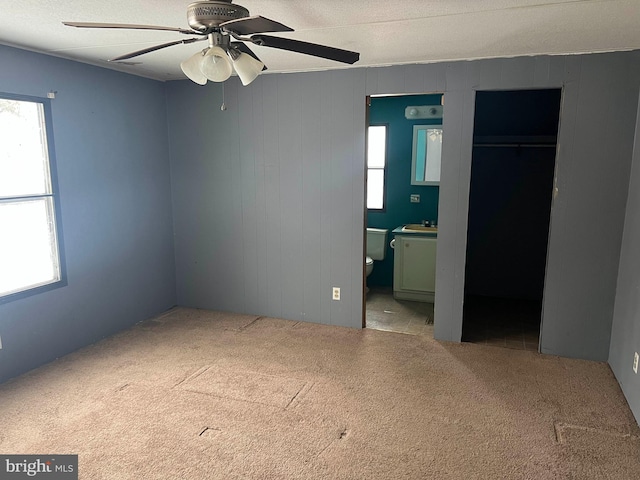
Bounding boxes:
363 93 443 336
461 89 562 351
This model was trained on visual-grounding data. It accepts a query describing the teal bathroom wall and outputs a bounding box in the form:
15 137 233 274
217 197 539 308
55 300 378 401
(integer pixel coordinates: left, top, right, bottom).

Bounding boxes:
367 94 442 287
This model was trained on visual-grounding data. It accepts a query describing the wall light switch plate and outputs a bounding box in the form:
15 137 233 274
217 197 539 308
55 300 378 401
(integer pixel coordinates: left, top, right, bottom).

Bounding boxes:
633 352 639 374
410 194 420 203
0 335 3 350
332 287 340 301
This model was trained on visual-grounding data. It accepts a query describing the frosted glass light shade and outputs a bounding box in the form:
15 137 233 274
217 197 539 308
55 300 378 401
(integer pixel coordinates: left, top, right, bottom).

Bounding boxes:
231 52 264 86
180 51 207 85
200 46 232 82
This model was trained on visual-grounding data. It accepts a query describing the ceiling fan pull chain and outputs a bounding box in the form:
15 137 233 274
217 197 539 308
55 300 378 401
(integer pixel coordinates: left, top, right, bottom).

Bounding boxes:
221 82 227 111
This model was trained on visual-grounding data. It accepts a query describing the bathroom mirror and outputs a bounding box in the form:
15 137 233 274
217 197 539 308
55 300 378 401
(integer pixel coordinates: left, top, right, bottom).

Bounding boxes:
411 124 442 186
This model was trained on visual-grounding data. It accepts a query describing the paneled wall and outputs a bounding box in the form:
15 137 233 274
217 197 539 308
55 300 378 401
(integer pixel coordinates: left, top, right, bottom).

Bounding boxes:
167 70 366 326
167 51 640 363
1 43 638 418
0 45 176 383
610 93 640 423
375 54 639 360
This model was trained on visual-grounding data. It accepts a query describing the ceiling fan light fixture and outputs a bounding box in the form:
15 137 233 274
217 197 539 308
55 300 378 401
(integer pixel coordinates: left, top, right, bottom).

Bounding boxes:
63 3 361 86
200 46 233 82
180 50 208 85
228 49 264 86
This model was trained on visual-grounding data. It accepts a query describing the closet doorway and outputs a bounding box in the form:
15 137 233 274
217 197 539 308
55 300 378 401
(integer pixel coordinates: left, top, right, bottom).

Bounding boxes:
462 89 562 351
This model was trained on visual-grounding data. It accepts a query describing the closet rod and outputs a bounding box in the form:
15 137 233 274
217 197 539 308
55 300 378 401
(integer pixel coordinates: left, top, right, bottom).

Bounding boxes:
472 144 556 148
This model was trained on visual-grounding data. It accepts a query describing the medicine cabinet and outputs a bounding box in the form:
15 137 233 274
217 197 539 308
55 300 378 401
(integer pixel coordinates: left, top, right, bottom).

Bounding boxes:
411 125 442 186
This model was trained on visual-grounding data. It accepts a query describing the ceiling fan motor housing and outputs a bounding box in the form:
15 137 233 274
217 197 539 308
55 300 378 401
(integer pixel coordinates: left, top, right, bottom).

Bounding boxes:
187 1 249 32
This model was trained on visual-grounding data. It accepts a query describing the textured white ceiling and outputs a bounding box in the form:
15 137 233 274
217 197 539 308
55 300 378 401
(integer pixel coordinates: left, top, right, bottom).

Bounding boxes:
1 0 639 81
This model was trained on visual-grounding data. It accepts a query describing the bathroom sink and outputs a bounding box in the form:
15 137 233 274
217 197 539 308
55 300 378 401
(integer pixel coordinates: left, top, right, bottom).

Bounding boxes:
401 224 438 233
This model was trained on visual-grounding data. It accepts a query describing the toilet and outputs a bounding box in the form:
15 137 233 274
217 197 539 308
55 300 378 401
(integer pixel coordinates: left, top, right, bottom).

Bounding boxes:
366 228 389 289
365 256 374 277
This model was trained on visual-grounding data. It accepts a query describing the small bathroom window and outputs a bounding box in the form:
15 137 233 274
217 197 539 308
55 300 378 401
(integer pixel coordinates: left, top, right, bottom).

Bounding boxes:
367 124 387 210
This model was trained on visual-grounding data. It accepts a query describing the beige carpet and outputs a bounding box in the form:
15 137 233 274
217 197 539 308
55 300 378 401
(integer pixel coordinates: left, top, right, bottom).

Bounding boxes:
1 307 639 479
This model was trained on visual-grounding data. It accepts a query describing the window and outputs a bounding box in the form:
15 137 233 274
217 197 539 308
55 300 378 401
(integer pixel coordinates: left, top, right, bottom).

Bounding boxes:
367 125 387 210
0 93 64 302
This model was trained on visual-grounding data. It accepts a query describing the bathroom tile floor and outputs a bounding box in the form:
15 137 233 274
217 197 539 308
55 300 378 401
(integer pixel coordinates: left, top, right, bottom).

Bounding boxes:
365 290 541 351
365 286 434 336
461 295 541 352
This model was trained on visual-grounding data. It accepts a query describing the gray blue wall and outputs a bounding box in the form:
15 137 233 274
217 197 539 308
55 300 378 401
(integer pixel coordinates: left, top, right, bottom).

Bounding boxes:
167 52 640 365
609 92 640 424
1 42 639 421
166 71 365 326
413 55 639 362
0 45 176 383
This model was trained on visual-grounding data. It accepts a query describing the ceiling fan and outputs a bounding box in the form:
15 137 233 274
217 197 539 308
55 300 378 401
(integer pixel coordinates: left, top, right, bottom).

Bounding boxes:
63 0 360 86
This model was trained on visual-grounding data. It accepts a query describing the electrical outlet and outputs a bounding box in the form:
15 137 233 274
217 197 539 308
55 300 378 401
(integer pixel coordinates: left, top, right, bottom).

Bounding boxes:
332 287 341 301
410 194 420 203
633 352 639 374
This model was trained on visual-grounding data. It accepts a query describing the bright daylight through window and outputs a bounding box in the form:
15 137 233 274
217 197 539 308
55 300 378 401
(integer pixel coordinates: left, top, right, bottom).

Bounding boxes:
0 95 62 300
367 125 386 210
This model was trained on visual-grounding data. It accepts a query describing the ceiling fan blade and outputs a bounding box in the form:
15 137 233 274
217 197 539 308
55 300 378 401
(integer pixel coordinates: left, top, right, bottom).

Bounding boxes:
231 42 268 71
109 37 206 62
221 16 293 35
250 35 360 65
63 22 199 35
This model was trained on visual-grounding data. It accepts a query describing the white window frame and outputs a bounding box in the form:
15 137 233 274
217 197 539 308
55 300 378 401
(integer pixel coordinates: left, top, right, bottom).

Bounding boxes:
367 124 387 211
0 92 65 303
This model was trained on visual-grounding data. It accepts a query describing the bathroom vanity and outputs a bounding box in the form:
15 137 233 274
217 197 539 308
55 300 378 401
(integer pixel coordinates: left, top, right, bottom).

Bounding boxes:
392 225 437 303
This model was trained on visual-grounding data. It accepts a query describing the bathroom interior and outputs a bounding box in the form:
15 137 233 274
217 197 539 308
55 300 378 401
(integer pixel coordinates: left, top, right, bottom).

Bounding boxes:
365 93 442 337
365 89 561 352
